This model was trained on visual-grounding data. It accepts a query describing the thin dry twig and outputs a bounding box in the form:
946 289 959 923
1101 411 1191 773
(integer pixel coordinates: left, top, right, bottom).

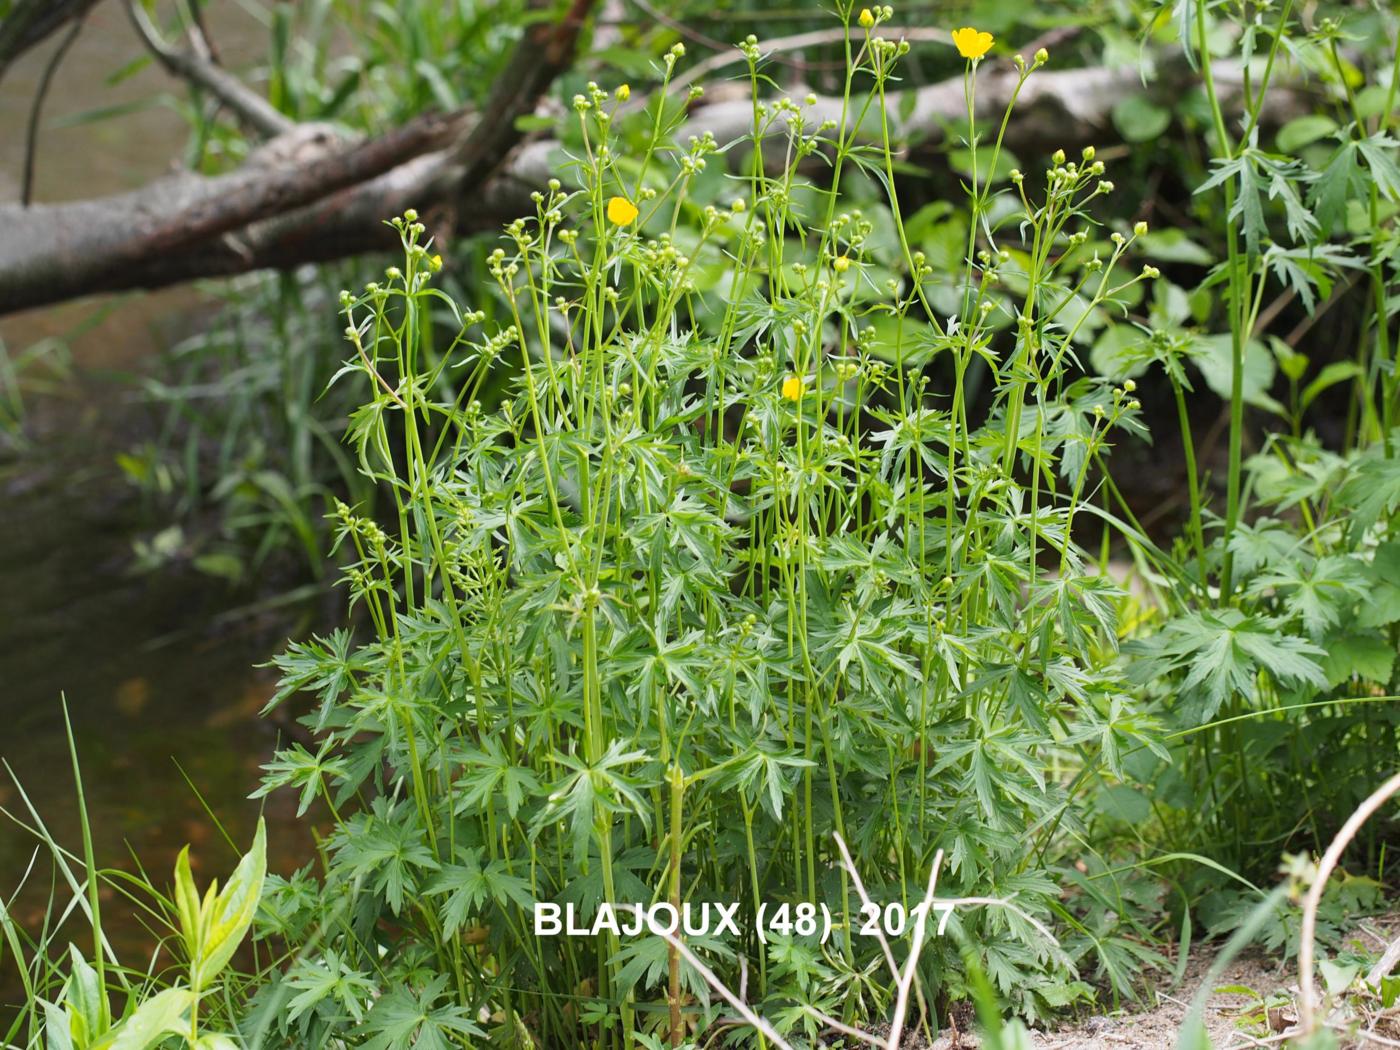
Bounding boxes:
1368 935 1400 990
800 1004 886 1047
645 913 798 1050
886 847 945 1050
20 11 84 207
124 0 294 138
1300 771 1400 1034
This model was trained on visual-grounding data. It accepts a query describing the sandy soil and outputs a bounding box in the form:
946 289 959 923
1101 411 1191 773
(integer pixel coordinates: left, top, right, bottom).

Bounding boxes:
899 915 1400 1049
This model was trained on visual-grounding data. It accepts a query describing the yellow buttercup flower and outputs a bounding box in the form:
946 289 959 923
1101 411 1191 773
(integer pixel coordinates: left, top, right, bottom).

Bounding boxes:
952 27 994 61
607 196 639 226
858 8 874 29
833 254 851 273
781 375 805 401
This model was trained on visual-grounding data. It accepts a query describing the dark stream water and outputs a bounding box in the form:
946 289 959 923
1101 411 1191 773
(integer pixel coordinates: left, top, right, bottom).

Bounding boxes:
0 5 310 1015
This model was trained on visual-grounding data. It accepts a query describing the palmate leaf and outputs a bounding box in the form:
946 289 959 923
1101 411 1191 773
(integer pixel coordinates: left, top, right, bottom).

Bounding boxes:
1126 609 1326 723
285 950 377 1025
1197 147 1317 256
1321 631 1396 688
533 741 652 864
612 930 732 1006
1307 132 1400 237
1358 134 1400 201
335 805 438 915
425 849 534 935
1247 554 1370 639
1263 243 1361 313
254 740 349 817
1337 441 1400 537
356 976 484 1050
266 628 369 728
451 737 540 820
1310 138 1365 237
1355 543 1400 629
712 742 813 822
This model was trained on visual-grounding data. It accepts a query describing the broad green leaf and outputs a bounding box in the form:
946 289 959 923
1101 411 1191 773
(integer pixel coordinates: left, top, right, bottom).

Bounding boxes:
1090 325 1149 381
192 819 266 990
44 1000 75 1050
64 946 105 1045
1193 334 1282 414
1320 958 1360 996
1277 115 1337 154
173 846 201 957
1112 95 1172 143
1322 633 1396 688
94 989 194 1050
1138 229 1214 266
1300 361 1362 412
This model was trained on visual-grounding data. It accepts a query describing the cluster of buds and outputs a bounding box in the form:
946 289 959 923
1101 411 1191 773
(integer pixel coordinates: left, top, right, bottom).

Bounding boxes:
572 80 614 118
487 247 519 282
1116 378 1142 413
635 233 692 277
479 324 521 360
1091 379 1142 424
677 130 718 176
857 6 893 30
335 499 392 553
1012 47 1050 72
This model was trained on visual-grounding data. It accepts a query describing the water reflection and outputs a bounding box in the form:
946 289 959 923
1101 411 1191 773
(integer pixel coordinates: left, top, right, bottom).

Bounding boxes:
0 2 307 1015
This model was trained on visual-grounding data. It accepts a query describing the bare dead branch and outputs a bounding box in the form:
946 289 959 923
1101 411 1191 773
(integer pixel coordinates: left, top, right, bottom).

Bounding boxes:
20 12 85 206
0 19 1298 319
0 0 103 84
124 0 295 139
0 0 596 316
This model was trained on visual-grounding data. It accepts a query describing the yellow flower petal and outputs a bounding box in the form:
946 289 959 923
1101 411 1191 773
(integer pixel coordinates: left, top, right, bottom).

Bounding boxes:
781 375 804 401
607 196 639 226
952 27 994 61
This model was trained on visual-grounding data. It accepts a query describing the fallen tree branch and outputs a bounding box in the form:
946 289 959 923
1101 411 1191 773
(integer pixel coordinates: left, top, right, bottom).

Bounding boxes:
0 109 467 311
0 0 103 84
0 28 1301 317
124 0 295 139
0 0 596 316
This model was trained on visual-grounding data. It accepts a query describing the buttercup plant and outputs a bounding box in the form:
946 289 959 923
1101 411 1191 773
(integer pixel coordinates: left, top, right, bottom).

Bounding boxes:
251 9 1167 1048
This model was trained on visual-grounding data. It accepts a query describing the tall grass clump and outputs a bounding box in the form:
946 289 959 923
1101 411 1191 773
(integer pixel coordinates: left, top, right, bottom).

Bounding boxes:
251 10 1167 1047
